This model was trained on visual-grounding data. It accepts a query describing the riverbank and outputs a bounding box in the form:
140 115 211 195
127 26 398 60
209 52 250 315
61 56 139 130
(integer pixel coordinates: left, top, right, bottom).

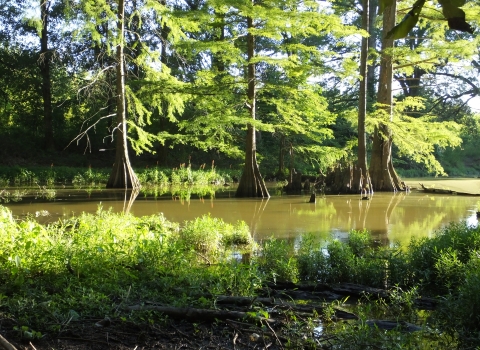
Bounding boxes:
1 205 479 349
405 178 480 195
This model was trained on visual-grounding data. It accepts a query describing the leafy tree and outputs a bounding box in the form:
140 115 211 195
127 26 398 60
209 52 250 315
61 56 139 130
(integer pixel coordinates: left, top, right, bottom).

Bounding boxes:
70 0 194 187
176 0 360 196
106 0 140 188
368 0 476 190
235 6 269 197
354 0 372 193
369 0 400 191
38 0 55 150
0 0 73 151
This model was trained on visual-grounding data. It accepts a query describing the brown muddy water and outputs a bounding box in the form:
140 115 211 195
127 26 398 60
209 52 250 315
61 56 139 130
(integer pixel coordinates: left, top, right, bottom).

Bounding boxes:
2 179 480 245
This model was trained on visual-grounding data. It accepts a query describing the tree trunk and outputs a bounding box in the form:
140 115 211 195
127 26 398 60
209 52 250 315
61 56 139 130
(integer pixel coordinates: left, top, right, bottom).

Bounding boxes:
39 0 54 151
107 0 140 189
353 0 371 194
212 12 226 72
368 0 403 192
160 0 170 69
366 0 378 110
277 134 286 178
236 13 269 198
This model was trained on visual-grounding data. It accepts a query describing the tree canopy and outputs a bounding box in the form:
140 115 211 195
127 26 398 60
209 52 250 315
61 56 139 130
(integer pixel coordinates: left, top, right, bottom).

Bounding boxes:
0 0 478 191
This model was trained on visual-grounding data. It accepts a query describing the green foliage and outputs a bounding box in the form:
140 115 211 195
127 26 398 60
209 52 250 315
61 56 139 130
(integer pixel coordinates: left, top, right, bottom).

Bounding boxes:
297 233 330 282
369 97 462 176
439 254 480 347
2 205 480 347
72 167 109 187
327 240 355 282
0 205 261 331
386 0 426 40
177 215 254 261
386 0 474 40
137 167 169 186
257 238 299 284
0 166 109 186
405 222 480 295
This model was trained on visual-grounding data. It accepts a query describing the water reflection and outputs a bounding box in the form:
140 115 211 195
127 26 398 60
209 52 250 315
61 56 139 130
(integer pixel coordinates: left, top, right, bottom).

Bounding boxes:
2 186 479 246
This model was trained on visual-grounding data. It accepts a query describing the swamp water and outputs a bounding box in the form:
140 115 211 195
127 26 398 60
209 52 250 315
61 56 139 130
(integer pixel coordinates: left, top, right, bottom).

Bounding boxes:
2 179 480 246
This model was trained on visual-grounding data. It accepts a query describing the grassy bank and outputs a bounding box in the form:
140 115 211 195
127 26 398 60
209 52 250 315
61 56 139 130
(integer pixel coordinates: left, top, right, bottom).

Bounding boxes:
0 165 240 187
1 206 480 348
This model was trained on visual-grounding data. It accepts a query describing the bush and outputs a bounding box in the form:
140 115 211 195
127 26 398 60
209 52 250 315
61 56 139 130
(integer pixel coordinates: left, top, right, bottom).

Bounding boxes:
176 215 254 261
257 238 299 283
327 240 355 283
297 234 330 282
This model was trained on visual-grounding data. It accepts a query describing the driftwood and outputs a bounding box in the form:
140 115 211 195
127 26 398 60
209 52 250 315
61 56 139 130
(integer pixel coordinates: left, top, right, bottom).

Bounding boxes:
419 183 477 196
265 282 441 311
215 296 358 320
414 296 439 310
122 282 440 333
0 334 17 350
124 304 276 324
419 183 456 194
266 282 390 299
327 283 390 299
366 319 422 332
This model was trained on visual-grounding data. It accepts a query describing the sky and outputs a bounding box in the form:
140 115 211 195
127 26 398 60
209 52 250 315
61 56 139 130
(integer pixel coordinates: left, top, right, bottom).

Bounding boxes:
468 96 480 113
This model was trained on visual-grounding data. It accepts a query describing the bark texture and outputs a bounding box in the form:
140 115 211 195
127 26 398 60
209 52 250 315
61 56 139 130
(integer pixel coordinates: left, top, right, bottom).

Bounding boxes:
366 0 378 109
39 0 54 151
107 0 140 189
235 13 269 198
353 0 372 194
369 0 403 192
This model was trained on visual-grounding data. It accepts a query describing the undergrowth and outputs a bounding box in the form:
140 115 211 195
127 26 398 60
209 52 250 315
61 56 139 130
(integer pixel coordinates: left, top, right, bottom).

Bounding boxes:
1 205 480 348
0 165 236 188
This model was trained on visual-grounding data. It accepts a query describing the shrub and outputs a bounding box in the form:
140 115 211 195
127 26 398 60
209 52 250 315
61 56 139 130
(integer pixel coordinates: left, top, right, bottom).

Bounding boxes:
257 238 299 284
327 240 355 283
176 215 253 262
297 233 330 282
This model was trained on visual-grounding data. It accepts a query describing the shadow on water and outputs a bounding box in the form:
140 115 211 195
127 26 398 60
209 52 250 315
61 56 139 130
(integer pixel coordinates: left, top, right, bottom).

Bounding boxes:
2 183 479 246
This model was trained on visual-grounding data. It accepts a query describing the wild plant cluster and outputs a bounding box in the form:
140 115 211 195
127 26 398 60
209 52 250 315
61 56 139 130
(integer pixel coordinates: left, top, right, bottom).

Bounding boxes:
0 166 238 204
0 165 236 188
1 205 480 348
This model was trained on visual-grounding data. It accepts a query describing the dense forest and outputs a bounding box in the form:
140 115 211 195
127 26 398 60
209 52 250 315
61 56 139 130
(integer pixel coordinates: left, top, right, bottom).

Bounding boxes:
0 0 478 195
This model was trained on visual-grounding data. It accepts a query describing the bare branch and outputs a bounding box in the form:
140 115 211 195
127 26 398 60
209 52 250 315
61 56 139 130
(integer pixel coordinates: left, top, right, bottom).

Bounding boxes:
64 114 116 153
431 72 480 97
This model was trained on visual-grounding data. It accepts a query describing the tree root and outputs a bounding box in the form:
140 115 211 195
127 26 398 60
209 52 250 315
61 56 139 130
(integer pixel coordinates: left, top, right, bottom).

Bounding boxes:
0 334 17 350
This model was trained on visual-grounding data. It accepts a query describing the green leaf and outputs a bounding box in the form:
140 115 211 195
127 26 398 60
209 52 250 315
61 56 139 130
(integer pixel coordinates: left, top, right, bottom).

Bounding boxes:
440 1 474 34
385 0 426 40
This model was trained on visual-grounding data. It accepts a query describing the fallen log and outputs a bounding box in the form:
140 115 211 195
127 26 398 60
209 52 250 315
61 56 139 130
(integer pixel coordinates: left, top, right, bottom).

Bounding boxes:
124 304 276 324
419 183 456 194
265 282 441 310
366 319 422 332
266 282 390 299
419 183 478 196
328 283 390 299
215 295 358 320
271 289 343 302
414 296 439 310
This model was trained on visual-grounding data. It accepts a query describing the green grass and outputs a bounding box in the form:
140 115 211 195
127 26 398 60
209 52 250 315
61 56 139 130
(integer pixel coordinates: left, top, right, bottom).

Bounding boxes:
1 205 480 348
0 165 236 188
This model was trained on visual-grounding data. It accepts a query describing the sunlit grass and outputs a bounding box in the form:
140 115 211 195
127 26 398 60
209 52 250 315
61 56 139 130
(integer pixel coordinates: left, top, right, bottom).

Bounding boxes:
0 165 236 188
1 205 480 348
